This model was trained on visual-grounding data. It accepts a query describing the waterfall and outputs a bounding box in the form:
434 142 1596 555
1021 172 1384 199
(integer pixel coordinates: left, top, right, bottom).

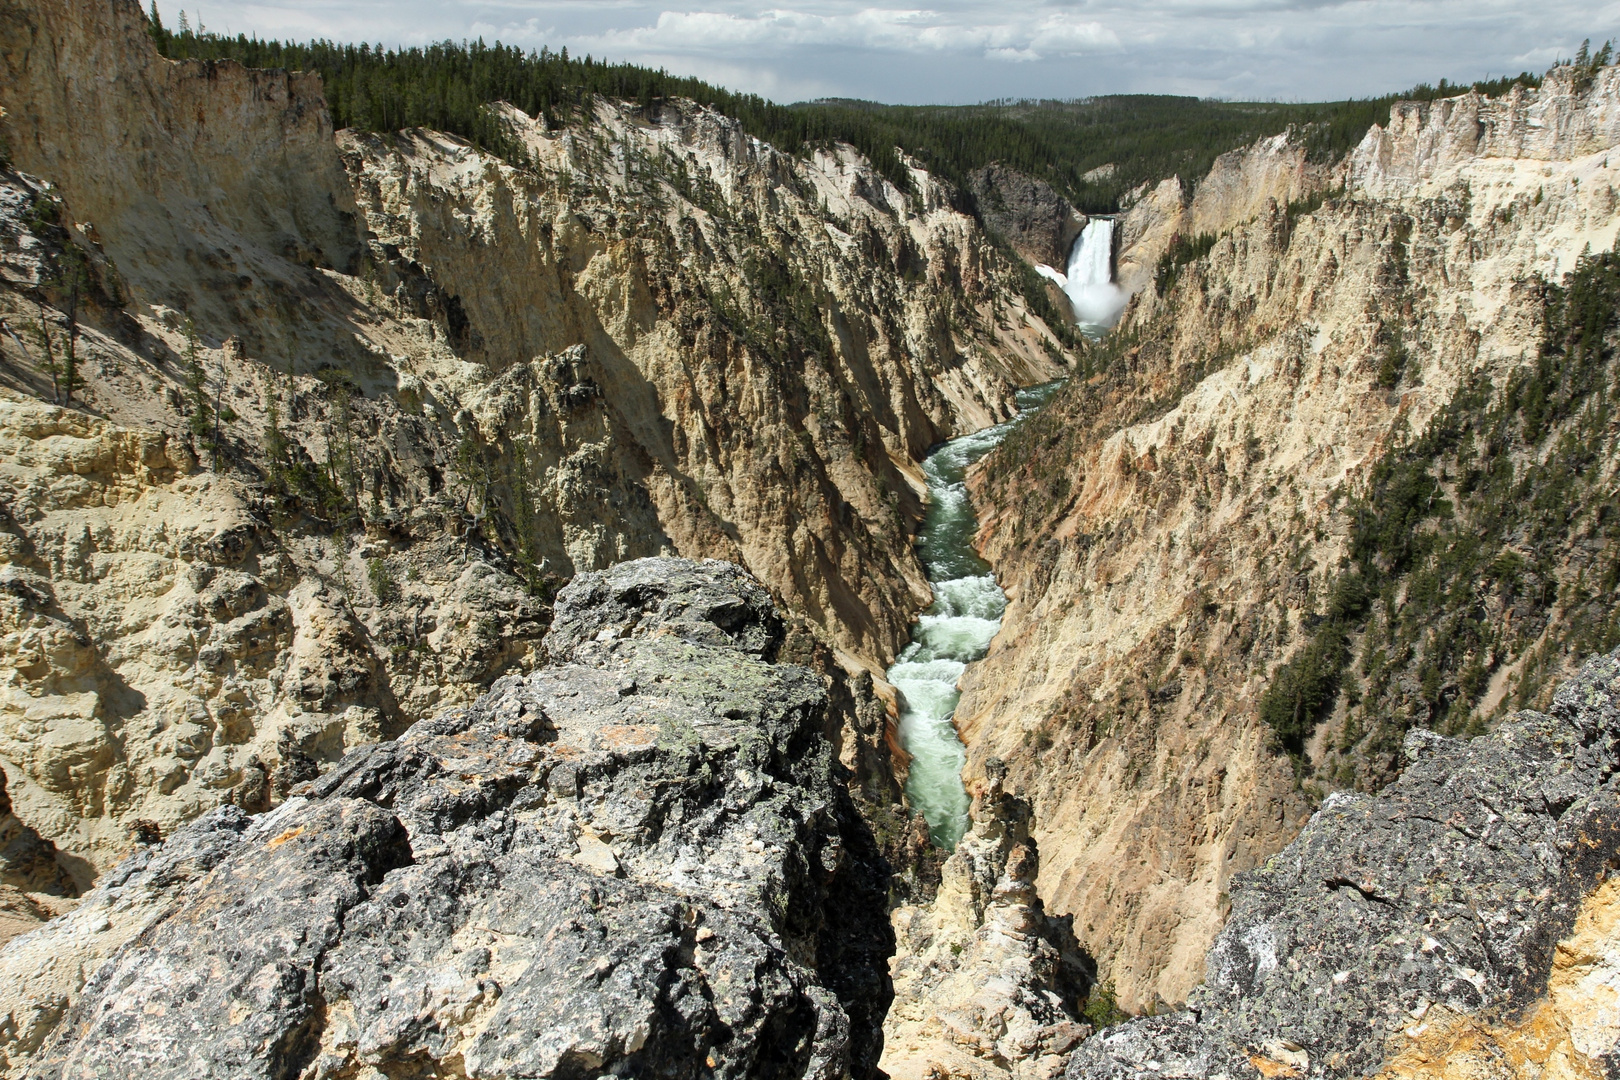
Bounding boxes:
1067 218 1114 291
1041 218 1127 331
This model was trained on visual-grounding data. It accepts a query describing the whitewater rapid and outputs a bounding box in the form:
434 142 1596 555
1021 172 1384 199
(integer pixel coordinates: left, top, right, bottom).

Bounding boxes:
887 383 1060 849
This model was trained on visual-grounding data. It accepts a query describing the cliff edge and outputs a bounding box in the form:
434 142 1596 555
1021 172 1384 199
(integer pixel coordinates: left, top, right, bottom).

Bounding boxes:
1066 646 1620 1079
0 558 896 1079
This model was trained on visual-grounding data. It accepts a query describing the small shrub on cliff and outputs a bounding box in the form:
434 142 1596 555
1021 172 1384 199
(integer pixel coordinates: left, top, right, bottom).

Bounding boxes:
1260 568 1373 753
1261 623 1350 753
1081 982 1130 1029
1571 40 1615 96
1375 323 1409 389
181 319 214 456
366 557 398 603
261 388 359 527
30 307 66 404
1283 186 1343 230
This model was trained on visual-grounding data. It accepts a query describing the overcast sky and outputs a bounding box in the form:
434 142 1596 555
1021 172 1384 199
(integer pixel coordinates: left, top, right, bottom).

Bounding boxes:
165 1 1620 106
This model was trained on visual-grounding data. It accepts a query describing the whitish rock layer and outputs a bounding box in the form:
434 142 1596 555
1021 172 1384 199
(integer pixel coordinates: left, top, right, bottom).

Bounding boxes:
882 759 1091 1080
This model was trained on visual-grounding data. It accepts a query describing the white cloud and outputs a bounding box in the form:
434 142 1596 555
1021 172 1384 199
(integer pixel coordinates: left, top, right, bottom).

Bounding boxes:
168 0 1620 104
578 7 1118 62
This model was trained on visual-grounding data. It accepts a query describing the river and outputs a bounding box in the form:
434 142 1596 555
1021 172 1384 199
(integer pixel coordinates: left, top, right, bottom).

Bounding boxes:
885 381 1061 849
888 217 1117 849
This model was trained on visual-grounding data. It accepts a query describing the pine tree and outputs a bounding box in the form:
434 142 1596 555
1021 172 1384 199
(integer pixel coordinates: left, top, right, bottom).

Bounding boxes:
33 304 61 404
182 318 213 460
51 243 90 405
1573 38 1612 94
263 389 289 497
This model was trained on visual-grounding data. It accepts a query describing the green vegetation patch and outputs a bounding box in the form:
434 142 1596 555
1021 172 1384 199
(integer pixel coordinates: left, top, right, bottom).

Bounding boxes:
1154 231 1219 295
1262 250 1620 784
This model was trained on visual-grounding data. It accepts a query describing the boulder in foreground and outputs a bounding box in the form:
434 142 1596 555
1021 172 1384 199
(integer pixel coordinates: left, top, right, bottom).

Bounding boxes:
3 557 894 1080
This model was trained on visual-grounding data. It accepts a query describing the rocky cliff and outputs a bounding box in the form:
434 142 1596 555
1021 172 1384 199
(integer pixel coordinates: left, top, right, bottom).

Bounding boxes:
1114 130 1335 298
1065 646 1620 1079
963 63 1620 1011
968 164 1087 272
882 759 1091 1080
0 557 897 1079
0 0 1067 910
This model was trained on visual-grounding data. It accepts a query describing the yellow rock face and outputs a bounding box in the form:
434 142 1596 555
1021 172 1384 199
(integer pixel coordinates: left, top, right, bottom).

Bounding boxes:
961 65 1620 1012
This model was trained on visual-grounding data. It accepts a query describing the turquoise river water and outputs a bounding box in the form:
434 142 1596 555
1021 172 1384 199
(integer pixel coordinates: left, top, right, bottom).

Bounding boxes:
886 381 1062 849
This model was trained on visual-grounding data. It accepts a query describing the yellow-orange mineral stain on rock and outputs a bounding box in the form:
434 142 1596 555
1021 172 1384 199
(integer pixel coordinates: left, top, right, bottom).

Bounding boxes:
1375 876 1620 1080
266 827 305 849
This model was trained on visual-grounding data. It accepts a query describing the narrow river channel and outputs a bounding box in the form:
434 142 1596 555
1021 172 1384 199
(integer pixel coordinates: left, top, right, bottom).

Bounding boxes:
890 215 1118 850
885 381 1061 849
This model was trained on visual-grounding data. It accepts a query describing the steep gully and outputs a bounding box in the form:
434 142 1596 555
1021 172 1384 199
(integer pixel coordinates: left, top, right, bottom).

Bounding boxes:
890 218 1117 849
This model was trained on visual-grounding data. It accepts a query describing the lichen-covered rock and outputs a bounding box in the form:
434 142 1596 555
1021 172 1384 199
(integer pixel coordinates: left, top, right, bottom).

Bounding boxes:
5 558 895 1079
546 558 784 662
0 805 254 1075
1064 648 1620 1079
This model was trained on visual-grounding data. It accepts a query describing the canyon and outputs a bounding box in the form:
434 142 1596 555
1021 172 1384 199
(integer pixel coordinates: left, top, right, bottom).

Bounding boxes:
963 61 1620 1016
0 0 1619 1077
0 0 1064 895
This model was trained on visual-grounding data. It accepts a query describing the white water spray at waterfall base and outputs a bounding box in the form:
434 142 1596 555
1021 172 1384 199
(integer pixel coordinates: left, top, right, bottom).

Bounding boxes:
1035 217 1127 331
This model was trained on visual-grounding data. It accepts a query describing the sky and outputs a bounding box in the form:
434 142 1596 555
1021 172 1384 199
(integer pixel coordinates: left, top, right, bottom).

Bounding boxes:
163 1 1620 106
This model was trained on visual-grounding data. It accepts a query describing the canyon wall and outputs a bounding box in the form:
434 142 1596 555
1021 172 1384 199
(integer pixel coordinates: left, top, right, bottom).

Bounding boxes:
0 0 1066 916
0 0 365 358
969 163 1088 271
1114 131 1336 297
962 63 1620 1011
1066 647 1620 1079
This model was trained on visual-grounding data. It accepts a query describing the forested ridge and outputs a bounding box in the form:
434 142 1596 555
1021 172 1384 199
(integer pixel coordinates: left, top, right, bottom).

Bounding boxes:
146 6 1539 214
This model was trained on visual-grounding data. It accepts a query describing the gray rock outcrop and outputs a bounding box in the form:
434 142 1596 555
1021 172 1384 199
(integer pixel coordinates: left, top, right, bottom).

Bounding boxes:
3 557 895 1080
969 164 1087 269
1064 648 1620 1079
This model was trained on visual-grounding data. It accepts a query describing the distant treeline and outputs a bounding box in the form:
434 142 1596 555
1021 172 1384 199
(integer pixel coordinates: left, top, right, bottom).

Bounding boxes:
146 7 923 199
146 6 1544 213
